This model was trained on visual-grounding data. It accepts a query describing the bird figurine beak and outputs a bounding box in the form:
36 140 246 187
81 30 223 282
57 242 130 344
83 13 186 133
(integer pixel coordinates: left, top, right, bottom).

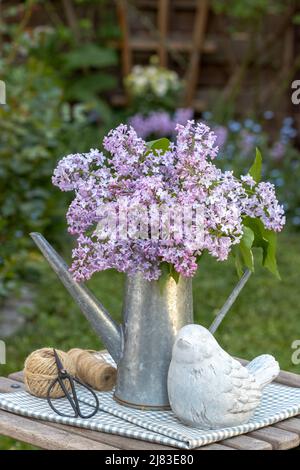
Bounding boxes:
178 338 191 349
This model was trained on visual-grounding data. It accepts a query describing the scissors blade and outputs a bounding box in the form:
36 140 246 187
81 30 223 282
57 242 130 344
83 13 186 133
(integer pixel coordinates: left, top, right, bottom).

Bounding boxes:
53 349 64 372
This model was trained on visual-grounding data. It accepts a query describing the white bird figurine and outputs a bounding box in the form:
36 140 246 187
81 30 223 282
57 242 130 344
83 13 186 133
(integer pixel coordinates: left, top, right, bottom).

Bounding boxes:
168 324 280 430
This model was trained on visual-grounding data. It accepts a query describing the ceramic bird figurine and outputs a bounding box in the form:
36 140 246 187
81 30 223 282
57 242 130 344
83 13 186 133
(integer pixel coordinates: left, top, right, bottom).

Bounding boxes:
168 324 280 430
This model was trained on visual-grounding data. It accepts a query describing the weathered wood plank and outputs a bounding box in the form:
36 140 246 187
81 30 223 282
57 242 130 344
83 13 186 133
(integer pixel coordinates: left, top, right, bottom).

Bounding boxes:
0 377 25 393
274 417 300 435
275 370 300 389
200 443 236 450
116 0 132 77
7 371 24 383
48 422 174 450
158 0 169 67
125 37 216 53
248 427 300 450
0 410 118 450
219 434 272 450
184 0 209 106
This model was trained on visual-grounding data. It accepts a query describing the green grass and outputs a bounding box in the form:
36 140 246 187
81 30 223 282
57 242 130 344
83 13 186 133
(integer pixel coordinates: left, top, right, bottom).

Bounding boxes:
1 232 299 449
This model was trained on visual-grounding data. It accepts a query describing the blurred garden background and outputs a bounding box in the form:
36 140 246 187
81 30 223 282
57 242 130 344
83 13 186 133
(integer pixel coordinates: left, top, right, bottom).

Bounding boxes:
1 0 300 449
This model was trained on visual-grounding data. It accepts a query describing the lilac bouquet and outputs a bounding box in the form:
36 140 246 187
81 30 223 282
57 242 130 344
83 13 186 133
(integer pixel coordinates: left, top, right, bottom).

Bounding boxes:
53 121 285 282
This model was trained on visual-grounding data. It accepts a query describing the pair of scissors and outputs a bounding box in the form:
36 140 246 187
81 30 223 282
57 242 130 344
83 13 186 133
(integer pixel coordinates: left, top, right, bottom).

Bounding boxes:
47 349 99 418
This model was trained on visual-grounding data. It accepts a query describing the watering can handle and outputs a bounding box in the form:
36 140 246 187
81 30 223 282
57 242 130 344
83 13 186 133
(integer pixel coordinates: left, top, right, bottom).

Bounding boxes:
209 269 252 334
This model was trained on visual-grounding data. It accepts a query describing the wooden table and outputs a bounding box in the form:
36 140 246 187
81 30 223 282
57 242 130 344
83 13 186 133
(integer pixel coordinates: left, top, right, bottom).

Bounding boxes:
1 364 300 450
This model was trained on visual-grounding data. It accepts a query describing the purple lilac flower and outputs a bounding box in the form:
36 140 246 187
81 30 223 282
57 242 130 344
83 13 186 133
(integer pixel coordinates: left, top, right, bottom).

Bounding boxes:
240 130 258 156
53 121 285 281
213 126 228 148
128 108 193 139
270 141 286 161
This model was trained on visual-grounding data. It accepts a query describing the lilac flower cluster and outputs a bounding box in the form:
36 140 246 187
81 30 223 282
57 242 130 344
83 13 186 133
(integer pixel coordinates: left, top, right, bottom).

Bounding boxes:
128 108 193 139
53 121 285 281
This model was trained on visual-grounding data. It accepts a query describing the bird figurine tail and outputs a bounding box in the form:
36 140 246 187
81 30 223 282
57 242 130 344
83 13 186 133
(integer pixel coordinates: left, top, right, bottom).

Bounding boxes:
246 354 280 389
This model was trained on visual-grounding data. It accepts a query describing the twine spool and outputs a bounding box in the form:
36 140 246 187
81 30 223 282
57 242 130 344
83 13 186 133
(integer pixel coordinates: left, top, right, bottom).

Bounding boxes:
68 348 117 391
24 348 76 398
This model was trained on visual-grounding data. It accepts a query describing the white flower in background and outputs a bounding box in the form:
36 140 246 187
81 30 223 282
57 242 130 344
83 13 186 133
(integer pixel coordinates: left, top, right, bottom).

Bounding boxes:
152 77 168 97
125 57 182 99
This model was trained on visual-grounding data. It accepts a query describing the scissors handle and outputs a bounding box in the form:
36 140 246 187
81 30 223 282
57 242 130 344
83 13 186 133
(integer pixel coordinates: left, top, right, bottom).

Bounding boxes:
47 375 99 419
47 376 79 418
73 376 99 419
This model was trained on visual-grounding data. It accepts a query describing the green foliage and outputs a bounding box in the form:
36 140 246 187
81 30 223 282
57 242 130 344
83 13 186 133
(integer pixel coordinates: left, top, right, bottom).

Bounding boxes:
243 217 280 279
230 150 280 279
234 226 255 276
212 0 285 21
61 44 118 110
0 58 71 297
66 73 118 102
235 217 280 280
146 137 171 154
63 44 117 70
2 1 119 126
0 0 121 299
293 13 300 25
249 148 262 183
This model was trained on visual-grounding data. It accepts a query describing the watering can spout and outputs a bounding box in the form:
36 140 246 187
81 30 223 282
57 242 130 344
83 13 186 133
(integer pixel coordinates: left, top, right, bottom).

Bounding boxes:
30 233 123 364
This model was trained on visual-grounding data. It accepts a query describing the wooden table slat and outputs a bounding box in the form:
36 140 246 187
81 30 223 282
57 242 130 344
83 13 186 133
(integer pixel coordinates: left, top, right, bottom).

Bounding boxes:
219 434 272 450
274 417 300 435
8 371 24 383
200 443 236 450
48 421 175 450
0 377 25 393
275 370 300 389
0 410 118 450
248 427 300 450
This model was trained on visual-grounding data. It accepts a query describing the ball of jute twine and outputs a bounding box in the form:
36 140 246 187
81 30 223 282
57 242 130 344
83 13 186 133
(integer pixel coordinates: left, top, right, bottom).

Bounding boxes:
68 348 117 392
24 348 76 399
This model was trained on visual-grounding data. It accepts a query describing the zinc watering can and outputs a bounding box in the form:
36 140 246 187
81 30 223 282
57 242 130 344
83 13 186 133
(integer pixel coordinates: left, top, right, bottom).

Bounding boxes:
31 233 193 409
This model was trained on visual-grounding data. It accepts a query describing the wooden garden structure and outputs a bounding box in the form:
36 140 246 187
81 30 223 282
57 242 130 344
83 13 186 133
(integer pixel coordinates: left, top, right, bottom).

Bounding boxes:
114 0 300 124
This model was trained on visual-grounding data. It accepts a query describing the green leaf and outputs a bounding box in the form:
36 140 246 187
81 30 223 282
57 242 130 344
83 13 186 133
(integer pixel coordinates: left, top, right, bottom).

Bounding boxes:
233 246 245 278
293 13 300 25
243 217 281 279
158 262 180 292
63 45 117 71
239 226 255 272
169 265 180 284
249 148 262 183
65 73 118 101
233 226 254 278
158 262 171 292
261 230 280 280
146 138 170 155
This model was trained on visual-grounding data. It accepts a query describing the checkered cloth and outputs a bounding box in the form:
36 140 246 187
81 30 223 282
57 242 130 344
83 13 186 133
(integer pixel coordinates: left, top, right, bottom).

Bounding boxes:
1 354 300 449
